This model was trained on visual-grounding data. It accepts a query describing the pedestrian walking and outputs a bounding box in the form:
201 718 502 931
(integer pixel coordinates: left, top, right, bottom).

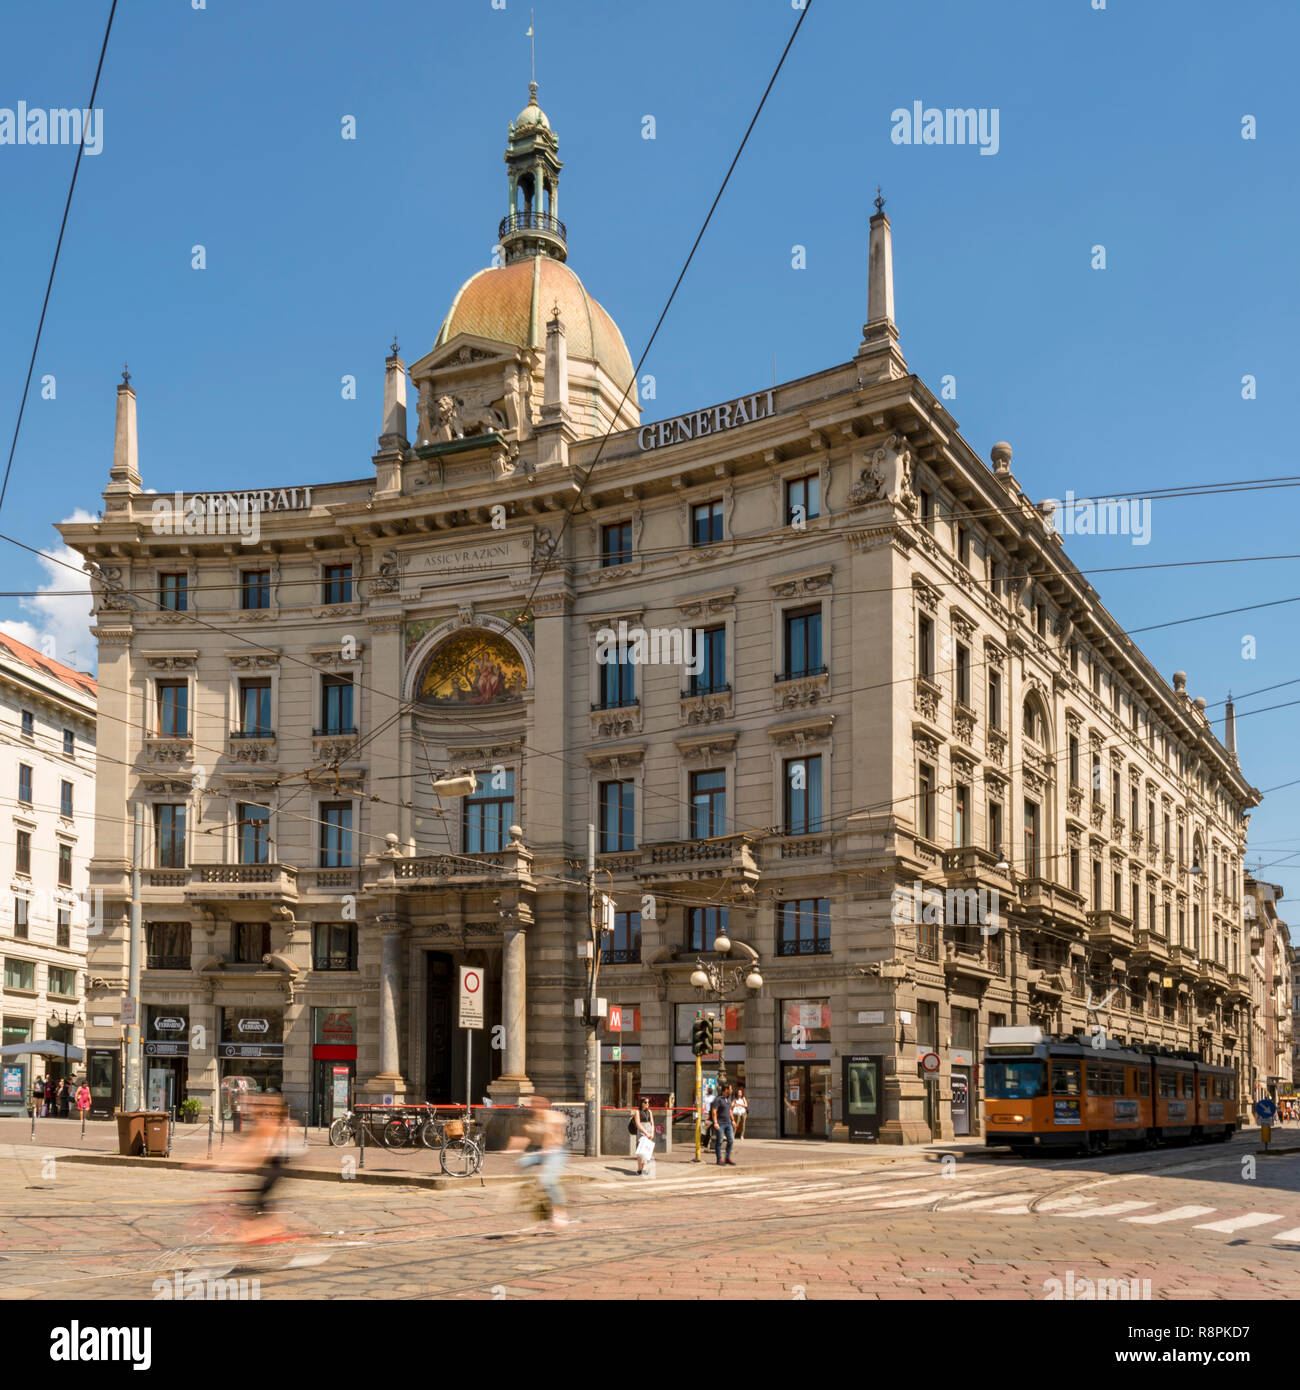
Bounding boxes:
58 1079 71 1118
632 1097 656 1177
506 1095 570 1232
710 1083 736 1166
44 1076 56 1117
75 1081 91 1117
29 1075 42 1118
732 1084 748 1140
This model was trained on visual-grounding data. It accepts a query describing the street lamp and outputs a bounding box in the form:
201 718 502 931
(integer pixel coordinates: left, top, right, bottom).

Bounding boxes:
689 948 764 1089
49 1008 83 1089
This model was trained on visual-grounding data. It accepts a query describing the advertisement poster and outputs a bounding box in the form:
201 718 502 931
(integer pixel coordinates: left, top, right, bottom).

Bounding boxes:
1053 1099 1082 1125
1167 1101 1187 1121
1113 1099 1138 1121
2 1065 24 1105
331 1065 350 1113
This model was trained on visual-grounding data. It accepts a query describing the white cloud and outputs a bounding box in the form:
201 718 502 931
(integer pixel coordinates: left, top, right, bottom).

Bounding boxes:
0 509 97 672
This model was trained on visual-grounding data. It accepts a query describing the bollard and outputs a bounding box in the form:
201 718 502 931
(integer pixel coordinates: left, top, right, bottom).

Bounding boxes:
80 1108 86 1141
220 1102 225 1148
207 1114 213 1160
359 1109 365 1170
303 1112 308 1147
30 1110 35 1141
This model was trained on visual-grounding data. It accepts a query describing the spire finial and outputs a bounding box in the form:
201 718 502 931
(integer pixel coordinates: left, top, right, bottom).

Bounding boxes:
528 8 536 88
873 185 885 216
121 362 131 386
389 334 400 358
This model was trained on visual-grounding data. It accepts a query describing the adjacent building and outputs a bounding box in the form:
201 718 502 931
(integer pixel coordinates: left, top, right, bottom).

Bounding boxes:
61 85 1260 1139
1245 876 1292 1101
0 634 96 1112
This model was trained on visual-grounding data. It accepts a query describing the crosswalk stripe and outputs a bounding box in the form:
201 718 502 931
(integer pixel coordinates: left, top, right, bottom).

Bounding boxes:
1034 1197 1098 1212
1192 1212 1284 1233
727 1181 849 1200
1123 1206 1218 1225
1271 1228 1300 1242
817 1186 932 1206
1054 1201 1156 1219
868 1190 968 1209
940 1191 1034 1211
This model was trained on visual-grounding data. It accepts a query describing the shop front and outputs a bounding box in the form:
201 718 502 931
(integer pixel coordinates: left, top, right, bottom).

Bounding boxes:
143 1006 189 1112
311 1005 357 1125
218 1005 284 1116
780 997 831 1138
600 1004 641 1108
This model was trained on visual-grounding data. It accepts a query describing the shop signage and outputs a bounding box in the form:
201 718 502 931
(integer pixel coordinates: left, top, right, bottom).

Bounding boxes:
423 540 518 575
179 488 312 514
315 1009 357 1046
857 1011 885 1025
637 389 776 452
608 1005 623 1033
611 1046 622 1062
221 1043 284 1059
144 1041 187 1056
237 1018 269 1034
153 1017 185 1033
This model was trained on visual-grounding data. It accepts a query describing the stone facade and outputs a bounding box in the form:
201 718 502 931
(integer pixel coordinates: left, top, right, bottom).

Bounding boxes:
59 89 1260 1139
1245 876 1293 1100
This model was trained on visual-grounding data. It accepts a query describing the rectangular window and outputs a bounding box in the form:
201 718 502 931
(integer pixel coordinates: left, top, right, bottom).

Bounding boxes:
601 910 642 965
1051 1061 1082 1096
1092 753 1102 803
320 675 355 734
14 831 30 877
785 755 823 835
955 784 970 848
599 780 636 852
1069 643 1079 675
778 897 831 956
987 671 1002 730
1163 902 1171 938
917 614 934 680
785 474 820 525
62 728 74 757
782 606 823 680
233 923 271 964
918 489 933 528
1068 735 1079 788
1036 602 1049 637
1147 801 1156 842
4 959 35 990
917 763 936 841
312 923 357 971
1092 660 1102 696
955 643 970 706
322 563 353 604
236 803 271 865
690 626 727 695
691 500 723 546
1111 771 1121 820
688 905 728 952
318 801 354 867
1131 885 1140 929
59 780 73 818
988 801 1003 859
57 842 72 887
601 521 633 567
917 1000 939 1051
1023 799 1040 877
463 769 515 853
154 805 187 868
1069 848 1081 894
159 573 188 611
956 525 970 567
14 898 28 940
688 770 726 841
1092 859 1103 910
157 681 189 737
598 649 636 708
17 764 32 806
56 908 70 949
48 966 76 997
239 678 273 735
241 569 271 609
1113 871 1123 913
1130 786 1139 829
1148 893 1156 934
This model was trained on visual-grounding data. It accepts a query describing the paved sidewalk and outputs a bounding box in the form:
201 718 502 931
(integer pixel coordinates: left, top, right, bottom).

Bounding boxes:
0 1114 991 1189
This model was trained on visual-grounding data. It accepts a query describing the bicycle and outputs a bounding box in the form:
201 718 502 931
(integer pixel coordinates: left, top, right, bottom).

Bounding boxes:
328 1110 358 1147
437 1107 483 1177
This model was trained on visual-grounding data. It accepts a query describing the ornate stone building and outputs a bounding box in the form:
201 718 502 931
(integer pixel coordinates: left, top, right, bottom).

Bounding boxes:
1245 876 1292 1102
62 86 1259 1139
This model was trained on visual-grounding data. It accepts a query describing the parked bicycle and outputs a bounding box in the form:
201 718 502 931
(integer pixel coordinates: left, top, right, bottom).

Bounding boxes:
436 1107 483 1177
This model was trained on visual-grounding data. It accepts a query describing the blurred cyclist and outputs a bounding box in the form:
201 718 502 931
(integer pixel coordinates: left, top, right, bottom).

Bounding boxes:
506 1095 569 1232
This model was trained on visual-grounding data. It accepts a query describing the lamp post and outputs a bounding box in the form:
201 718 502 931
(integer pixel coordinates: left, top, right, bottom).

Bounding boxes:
688 937 763 1160
49 1008 83 1090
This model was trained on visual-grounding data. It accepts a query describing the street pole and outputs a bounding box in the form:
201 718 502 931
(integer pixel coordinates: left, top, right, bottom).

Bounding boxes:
693 1051 702 1162
584 823 601 1158
124 802 144 1112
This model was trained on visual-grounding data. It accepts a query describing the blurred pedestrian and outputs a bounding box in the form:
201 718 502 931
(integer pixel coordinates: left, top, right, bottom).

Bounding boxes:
506 1095 570 1231
710 1083 736 1166
75 1080 91 1118
58 1078 71 1118
30 1075 43 1117
44 1076 56 1117
633 1097 656 1177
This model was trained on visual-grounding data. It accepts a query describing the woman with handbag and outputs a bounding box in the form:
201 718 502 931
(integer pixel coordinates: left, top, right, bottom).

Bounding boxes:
632 1098 656 1177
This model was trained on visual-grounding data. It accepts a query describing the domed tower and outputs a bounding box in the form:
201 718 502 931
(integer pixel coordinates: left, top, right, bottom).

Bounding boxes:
407 84 639 456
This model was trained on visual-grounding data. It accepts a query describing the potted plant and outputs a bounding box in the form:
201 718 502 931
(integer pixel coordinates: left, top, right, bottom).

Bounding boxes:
178 1098 202 1124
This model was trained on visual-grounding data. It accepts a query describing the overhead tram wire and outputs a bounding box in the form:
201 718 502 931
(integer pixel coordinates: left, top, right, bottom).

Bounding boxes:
0 0 119 518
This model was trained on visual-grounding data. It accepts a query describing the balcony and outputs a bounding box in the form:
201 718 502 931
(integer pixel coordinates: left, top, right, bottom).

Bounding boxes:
1199 958 1229 989
228 730 277 763
1087 909 1133 952
1132 929 1170 965
590 699 641 739
679 683 732 727
498 208 567 245
1225 971 1250 1000
1168 943 1200 978
390 853 509 888
941 845 1010 890
943 934 1001 986
1018 876 1088 930
186 862 299 904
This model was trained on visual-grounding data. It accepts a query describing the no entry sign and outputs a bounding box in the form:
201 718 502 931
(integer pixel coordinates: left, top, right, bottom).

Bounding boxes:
458 966 484 1029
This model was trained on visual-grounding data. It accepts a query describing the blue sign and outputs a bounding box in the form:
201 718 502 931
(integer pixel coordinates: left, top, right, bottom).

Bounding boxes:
1255 1098 1277 1121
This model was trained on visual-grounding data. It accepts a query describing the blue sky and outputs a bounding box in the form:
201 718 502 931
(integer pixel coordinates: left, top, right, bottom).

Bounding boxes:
0 0 1297 892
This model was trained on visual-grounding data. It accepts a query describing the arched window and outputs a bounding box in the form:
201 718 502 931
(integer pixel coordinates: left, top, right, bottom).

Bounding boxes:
1022 698 1042 743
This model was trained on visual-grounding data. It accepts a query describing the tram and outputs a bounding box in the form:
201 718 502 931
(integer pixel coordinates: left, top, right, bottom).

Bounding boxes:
982 1026 1238 1155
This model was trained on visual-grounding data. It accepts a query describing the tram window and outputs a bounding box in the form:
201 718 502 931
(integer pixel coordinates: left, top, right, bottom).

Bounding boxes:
1051 1061 1082 1096
1137 1069 1150 1097
1158 1071 1177 1098
1086 1065 1100 1097
984 1060 1045 1099
1199 1076 1207 1099
1181 1074 1194 1098
1111 1067 1125 1096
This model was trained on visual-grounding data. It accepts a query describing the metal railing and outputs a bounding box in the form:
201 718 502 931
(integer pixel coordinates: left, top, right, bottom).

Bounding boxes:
499 209 567 241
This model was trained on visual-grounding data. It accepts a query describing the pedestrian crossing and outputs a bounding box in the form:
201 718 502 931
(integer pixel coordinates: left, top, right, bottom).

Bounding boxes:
586 1163 1300 1240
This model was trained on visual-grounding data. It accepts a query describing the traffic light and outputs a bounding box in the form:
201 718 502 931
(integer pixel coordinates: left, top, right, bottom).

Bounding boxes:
691 1016 708 1056
703 1016 716 1055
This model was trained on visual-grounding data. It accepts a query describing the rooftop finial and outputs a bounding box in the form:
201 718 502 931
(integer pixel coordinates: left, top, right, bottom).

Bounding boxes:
121 362 131 386
389 334 400 358
873 185 885 216
528 8 536 88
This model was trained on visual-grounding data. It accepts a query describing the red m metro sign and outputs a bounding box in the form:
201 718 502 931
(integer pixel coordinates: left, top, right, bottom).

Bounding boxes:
608 1005 623 1033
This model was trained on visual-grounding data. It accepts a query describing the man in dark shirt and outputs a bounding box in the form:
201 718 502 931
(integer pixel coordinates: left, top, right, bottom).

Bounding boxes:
710 1084 736 1166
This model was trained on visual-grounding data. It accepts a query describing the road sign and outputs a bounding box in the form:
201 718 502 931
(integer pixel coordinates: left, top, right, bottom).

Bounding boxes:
919 1051 941 1076
458 966 484 1029
611 1046 622 1061
1256 1097 1277 1122
608 1005 623 1033
120 996 136 1026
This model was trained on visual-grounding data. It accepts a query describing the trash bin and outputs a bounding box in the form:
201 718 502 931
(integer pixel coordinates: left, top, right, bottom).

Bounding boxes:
116 1111 148 1155
143 1113 170 1157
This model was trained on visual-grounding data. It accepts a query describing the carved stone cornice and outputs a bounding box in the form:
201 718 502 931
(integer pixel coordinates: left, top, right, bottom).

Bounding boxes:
677 587 737 620
767 715 834 748
773 671 830 711
143 651 199 671
675 732 738 764
912 577 940 614
531 591 571 618
769 567 833 600
91 627 135 646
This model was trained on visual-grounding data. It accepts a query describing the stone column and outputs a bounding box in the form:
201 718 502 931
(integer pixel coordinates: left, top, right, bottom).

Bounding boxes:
488 827 535 1103
502 924 527 1076
361 923 407 1100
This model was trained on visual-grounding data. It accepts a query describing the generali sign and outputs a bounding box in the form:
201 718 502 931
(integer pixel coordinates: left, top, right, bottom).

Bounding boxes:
637 389 776 451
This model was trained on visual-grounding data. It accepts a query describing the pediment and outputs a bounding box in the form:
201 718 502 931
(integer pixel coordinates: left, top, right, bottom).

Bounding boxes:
409 333 525 383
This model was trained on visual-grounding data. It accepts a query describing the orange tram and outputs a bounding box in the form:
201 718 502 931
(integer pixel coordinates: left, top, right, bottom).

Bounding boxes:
982 1026 1239 1156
